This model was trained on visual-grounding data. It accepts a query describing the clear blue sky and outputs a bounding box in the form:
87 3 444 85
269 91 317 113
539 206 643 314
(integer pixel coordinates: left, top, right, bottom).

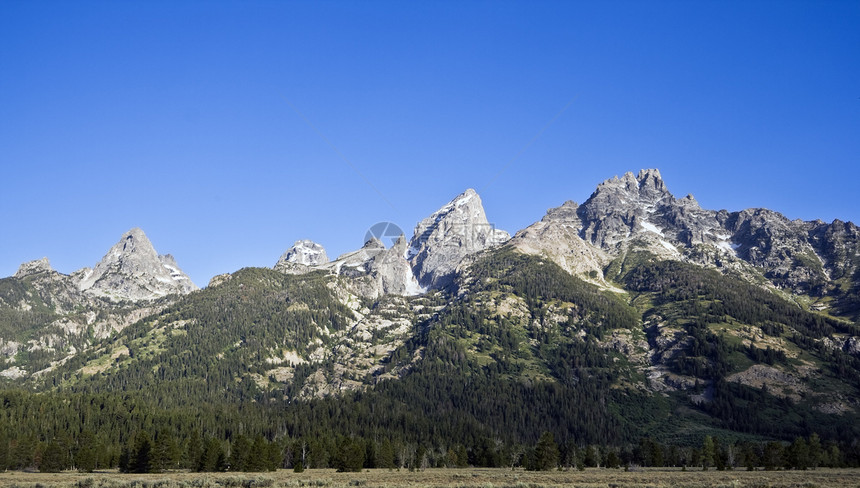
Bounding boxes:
2 1 858 286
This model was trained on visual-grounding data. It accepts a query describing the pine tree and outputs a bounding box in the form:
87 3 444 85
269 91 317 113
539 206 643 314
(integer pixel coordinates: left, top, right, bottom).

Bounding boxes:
336 438 365 472
39 440 65 473
584 445 599 467
118 445 131 473
247 436 268 472
807 433 822 469
763 441 783 471
364 439 377 469
826 444 842 468
267 439 283 471
604 449 621 469
702 436 715 471
0 432 8 472
75 430 98 473
132 431 153 473
153 429 181 472
787 437 809 470
533 431 559 471
184 430 203 470
229 435 251 471
377 439 395 469
198 437 227 472
12 435 36 470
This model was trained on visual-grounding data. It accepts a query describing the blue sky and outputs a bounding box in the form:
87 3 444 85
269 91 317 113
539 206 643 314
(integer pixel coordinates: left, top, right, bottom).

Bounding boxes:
1 1 858 286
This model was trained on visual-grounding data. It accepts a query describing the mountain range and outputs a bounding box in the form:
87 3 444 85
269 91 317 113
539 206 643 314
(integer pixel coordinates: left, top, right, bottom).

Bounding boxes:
1 168 859 469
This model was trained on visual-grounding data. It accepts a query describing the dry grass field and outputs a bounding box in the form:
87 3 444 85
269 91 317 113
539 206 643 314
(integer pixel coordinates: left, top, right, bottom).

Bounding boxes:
0 468 858 488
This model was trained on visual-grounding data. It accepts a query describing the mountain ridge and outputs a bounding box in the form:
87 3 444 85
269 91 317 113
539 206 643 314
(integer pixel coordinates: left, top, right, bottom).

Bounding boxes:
2 168 859 470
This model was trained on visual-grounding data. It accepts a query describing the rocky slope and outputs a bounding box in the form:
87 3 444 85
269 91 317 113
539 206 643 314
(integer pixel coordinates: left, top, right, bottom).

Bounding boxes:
509 200 610 284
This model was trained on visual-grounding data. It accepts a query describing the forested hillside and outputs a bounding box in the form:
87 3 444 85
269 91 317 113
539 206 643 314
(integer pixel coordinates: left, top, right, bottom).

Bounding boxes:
2 247 859 473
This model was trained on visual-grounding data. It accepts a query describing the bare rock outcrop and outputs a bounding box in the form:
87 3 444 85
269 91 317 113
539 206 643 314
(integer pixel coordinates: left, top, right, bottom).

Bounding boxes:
510 200 609 281
14 257 53 278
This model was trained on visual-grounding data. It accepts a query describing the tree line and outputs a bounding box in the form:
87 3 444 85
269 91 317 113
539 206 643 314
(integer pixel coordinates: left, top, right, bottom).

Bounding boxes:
2 425 852 473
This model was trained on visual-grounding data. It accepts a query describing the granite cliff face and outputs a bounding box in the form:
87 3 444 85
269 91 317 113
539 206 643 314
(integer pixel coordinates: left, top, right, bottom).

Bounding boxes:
75 228 198 301
718 209 828 293
408 188 510 289
6 258 90 316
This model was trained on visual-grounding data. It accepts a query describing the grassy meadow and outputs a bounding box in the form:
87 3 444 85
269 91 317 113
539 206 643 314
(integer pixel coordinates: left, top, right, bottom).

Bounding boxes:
0 468 859 488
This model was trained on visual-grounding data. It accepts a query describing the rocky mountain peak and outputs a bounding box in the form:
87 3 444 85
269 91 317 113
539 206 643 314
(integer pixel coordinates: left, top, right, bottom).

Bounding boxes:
541 200 580 224
569 169 856 300
678 194 700 208
578 169 729 253
636 168 668 200
585 169 671 212
76 228 198 301
409 189 510 289
367 234 423 297
120 227 150 252
14 257 53 278
362 237 385 251
579 170 670 249
393 234 408 251
276 240 329 268
415 188 482 229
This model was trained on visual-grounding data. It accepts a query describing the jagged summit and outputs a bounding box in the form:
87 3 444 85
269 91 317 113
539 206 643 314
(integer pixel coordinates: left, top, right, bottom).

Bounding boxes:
361 237 385 251
577 169 724 254
541 200 580 223
409 188 510 289
75 227 198 301
636 168 667 198
14 257 53 278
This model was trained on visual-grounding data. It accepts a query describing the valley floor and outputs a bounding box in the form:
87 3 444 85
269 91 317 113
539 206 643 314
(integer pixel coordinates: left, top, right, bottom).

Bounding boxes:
1 468 859 488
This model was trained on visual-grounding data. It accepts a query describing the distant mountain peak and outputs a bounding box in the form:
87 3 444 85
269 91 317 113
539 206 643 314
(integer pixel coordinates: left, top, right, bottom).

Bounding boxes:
636 168 668 199
409 188 509 288
423 188 480 223
276 240 329 268
14 257 53 278
75 228 197 301
637 167 662 181
541 200 580 223
362 237 385 250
